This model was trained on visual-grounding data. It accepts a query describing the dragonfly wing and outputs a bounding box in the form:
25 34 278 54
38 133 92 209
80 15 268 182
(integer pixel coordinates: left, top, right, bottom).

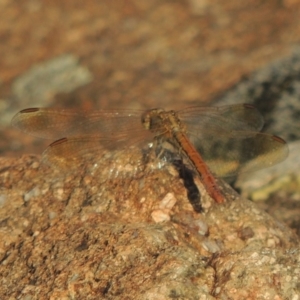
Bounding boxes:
42 134 153 170
11 108 146 139
186 131 288 177
179 104 265 135
12 108 156 171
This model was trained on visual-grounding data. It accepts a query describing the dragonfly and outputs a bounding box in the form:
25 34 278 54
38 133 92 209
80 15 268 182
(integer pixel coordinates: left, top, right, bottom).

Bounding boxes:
11 104 288 204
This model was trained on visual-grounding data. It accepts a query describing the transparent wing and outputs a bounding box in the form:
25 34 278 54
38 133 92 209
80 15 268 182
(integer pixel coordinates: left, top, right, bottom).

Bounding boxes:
12 104 288 177
11 108 148 140
178 103 265 136
11 107 156 171
186 131 288 177
42 135 152 170
176 103 287 176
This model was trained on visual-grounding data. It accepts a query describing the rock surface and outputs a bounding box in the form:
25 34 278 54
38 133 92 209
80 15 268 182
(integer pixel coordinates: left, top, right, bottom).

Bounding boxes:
0 153 299 299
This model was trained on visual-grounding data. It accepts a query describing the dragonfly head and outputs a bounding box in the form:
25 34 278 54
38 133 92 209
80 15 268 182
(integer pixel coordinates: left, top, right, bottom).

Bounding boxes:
141 108 165 131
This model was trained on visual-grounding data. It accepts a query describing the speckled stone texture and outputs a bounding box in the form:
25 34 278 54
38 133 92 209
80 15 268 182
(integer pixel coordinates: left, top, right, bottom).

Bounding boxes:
0 153 299 299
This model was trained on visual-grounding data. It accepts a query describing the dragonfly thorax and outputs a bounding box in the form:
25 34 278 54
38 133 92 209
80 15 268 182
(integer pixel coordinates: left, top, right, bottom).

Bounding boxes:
141 108 187 138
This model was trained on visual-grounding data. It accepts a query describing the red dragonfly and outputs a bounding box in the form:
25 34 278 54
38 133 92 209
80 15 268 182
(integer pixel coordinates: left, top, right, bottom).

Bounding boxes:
12 104 288 204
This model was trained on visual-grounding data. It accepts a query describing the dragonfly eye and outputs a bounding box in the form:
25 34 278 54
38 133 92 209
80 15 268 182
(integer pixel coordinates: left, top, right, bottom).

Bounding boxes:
141 110 152 130
141 108 164 131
